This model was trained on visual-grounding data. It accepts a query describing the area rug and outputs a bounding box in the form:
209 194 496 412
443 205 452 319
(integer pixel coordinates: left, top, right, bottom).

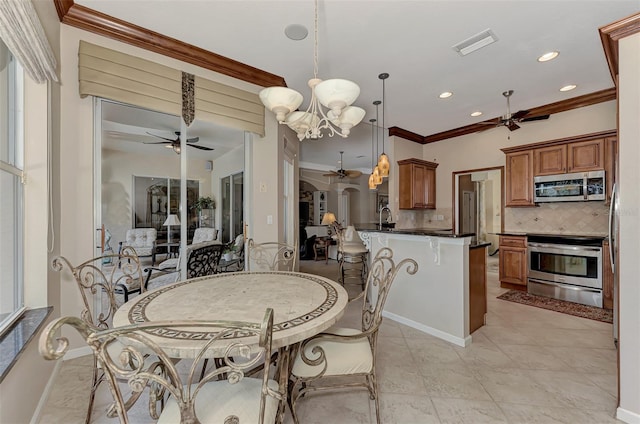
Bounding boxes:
497 290 613 323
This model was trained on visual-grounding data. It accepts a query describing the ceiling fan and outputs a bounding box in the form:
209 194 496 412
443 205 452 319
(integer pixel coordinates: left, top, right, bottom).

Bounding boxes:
323 151 363 179
144 131 214 153
483 90 550 132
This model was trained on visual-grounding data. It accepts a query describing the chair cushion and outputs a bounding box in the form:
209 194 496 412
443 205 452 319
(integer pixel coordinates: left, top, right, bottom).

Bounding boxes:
192 228 217 244
291 327 373 378
126 228 157 248
157 378 279 424
341 244 368 255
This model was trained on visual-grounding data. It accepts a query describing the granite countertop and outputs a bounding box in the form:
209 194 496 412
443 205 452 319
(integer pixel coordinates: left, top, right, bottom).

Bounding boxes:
354 224 475 239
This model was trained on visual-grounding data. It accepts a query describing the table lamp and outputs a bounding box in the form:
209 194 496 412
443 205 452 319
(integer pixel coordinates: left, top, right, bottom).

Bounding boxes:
163 214 180 243
321 212 338 236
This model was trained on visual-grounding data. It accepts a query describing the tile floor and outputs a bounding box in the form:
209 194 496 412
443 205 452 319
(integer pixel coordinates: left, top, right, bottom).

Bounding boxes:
38 255 620 423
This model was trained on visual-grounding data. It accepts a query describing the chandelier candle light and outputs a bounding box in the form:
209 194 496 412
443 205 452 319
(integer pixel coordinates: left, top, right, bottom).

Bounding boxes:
259 0 365 141
377 73 390 177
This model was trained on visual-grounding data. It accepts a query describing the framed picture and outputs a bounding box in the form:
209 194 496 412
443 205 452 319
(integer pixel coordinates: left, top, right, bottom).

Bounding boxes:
377 194 389 212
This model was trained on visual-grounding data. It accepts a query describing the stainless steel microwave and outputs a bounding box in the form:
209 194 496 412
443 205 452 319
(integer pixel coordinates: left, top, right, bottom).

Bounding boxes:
533 170 605 202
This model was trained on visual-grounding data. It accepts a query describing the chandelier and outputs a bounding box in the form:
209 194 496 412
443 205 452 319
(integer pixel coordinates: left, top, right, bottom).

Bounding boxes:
259 0 365 141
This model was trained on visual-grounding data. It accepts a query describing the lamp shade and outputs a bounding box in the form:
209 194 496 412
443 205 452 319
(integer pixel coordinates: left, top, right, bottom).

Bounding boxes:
315 79 360 116
378 153 390 177
259 87 303 123
321 212 337 225
328 106 366 136
163 214 180 226
368 173 377 190
373 166 383 185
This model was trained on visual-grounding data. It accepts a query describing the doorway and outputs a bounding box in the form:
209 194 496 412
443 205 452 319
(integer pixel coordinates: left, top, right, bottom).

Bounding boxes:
453 167 504 254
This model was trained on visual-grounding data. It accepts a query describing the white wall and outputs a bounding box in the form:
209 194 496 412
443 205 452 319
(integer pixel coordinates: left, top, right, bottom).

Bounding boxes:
617 31 640 423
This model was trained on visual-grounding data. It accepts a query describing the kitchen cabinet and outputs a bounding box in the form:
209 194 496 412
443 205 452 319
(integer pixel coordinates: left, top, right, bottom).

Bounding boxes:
499 235 528 290
398 158 438 209
534 139 604 176
603 240 613 310
505 151 534 207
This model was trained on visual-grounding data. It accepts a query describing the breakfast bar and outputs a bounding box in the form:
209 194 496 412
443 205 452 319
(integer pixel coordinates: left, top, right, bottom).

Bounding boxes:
357 227 487 347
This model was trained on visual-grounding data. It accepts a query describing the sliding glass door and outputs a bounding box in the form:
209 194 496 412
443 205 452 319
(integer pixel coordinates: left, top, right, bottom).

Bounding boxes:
220 172 244 243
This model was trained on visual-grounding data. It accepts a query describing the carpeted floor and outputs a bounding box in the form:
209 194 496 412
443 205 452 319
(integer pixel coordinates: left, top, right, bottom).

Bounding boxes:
497 290 613 323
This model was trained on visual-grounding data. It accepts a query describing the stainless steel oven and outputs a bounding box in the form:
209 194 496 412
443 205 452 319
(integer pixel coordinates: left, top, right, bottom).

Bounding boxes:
527 235 603 308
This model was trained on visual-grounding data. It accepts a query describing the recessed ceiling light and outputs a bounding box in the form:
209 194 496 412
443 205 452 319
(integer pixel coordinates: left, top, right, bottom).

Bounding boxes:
471 111 483 117
439 92 453 99
560 84 577 92
284 24 308 41
538 51 559 62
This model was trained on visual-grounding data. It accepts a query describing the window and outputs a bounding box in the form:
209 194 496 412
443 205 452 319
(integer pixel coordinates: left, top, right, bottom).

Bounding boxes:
0 41 25 333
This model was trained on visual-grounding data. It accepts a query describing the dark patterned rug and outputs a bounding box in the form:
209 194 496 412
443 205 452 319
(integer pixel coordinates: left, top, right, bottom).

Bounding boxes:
497 290 613 324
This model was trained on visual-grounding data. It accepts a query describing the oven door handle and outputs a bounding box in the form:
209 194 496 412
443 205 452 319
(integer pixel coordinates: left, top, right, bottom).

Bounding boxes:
528 243 602 254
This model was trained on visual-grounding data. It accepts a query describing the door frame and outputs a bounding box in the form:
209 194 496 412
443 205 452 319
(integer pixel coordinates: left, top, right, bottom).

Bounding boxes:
452 166 505 237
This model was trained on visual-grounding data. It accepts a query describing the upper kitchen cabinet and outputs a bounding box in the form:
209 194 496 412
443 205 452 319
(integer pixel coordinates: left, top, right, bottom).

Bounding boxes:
534 139 605 176
503 130 616 207
504 150 534 207
398 158 438 209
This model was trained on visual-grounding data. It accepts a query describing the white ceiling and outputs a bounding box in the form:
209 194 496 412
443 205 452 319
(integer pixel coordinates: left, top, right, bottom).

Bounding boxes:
81 0 639 171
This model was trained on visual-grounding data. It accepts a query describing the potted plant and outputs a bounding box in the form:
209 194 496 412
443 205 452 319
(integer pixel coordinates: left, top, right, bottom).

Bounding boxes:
191 196 215 212
223 244 236 261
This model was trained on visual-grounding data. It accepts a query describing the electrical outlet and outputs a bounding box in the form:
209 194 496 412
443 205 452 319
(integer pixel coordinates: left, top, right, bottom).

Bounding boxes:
267 215 273 224
260 182 267 192
436 215 444 221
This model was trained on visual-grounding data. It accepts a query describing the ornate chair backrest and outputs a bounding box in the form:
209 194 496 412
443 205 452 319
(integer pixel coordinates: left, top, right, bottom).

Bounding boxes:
51 246 145 330
360 248 418 335
185 241 224 278
39 309 278 424
246 239 297 271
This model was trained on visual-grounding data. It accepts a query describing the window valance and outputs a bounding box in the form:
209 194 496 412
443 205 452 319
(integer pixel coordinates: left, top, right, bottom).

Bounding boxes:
78 41 264 136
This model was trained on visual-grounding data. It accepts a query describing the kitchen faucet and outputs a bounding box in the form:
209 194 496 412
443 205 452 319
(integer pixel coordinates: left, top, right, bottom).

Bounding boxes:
379 205 392 228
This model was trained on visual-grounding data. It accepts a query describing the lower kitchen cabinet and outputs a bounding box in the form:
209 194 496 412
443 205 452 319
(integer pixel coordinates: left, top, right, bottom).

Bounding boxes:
499 235 528 290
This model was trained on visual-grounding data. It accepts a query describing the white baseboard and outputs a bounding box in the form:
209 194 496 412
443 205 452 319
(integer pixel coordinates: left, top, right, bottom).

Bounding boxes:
617 406 640 424
382 311 471 347
30 360 63 424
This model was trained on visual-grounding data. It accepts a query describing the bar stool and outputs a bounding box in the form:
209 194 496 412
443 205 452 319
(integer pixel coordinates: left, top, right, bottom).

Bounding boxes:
337 226 369 289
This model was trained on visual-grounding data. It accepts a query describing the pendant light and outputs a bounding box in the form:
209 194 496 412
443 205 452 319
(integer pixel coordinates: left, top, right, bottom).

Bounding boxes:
368 118 377 190
373 100 383 185
258 0 365 141
377 73 390 177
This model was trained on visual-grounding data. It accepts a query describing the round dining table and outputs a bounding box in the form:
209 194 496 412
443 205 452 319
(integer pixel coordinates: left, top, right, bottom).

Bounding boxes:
113 271 349 359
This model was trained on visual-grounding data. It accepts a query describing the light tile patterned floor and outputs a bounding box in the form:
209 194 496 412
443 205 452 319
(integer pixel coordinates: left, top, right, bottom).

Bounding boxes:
38 255 620 423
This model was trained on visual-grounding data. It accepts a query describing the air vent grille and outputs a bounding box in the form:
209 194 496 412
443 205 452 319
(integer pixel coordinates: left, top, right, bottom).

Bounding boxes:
452 29 498 56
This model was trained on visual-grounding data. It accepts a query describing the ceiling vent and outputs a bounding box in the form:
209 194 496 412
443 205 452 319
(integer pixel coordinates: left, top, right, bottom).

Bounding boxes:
452 29 498 56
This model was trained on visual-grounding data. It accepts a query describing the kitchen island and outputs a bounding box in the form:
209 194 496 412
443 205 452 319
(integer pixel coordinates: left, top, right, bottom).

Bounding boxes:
356 226 487 347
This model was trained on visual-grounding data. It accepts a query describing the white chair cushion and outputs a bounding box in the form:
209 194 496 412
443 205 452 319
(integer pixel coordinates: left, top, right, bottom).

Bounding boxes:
157 378 279 424
157 258 179 270
147 272 179 290
125 228 157 248
192 228 217 244
291 327 373 378
341 244 368 255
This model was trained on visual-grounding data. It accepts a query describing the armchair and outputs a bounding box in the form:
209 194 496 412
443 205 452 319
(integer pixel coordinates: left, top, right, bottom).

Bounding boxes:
119 228 157 263
145 241 223 289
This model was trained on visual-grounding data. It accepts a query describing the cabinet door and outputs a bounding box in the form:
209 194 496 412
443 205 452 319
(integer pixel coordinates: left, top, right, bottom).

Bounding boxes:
413 164 427 208
567 139 604 172
398 163 413 209
505 151 534 207
424 166 436 209
534 145 567 175
499 246 527 286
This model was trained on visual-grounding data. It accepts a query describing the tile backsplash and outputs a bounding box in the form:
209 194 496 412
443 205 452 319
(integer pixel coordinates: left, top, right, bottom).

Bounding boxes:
396 208 453 230
504 201 609 235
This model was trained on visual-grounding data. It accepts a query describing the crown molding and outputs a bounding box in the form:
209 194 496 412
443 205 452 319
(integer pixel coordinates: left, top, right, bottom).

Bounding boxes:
599 12 640 83
52 0 286 88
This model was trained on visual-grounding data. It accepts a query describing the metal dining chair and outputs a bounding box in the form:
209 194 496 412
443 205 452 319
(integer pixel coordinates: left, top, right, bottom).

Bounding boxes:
246 239 297 271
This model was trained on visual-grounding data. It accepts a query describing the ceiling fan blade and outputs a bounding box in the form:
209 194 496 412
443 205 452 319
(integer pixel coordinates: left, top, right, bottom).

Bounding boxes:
511 110 530 121
188 144 214 151
506 121 521 131
323 171 339 177
146 132 175 142
521 114 550 122
187 137 200 143
345 170 363 178
143 141 171 144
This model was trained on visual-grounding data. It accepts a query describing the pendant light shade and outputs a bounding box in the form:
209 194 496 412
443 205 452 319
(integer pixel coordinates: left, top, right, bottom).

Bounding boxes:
373 166 383 185
258 0 364 140
369 117 377 190
377 73 390 177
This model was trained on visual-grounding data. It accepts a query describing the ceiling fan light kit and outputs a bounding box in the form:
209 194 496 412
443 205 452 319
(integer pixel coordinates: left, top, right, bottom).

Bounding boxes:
259 0 365 141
